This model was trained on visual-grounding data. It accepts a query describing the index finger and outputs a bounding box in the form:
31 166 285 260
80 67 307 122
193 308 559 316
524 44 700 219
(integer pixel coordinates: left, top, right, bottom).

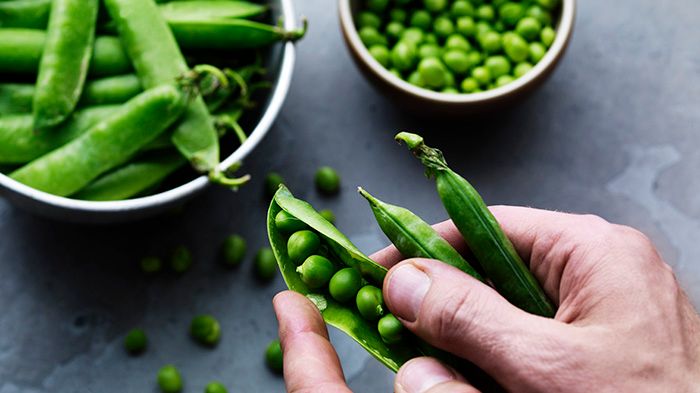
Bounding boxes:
273 291 352 393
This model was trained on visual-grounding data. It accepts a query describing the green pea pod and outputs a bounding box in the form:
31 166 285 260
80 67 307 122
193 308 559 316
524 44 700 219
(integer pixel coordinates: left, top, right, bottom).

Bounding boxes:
395 132 556 317
0 29 131 76
73 151 185 201
169 18 307 50
0 0 51 29
358 187 483 281
0 105 118 164
11 85 186 196
268 185 418 371
0 83 35 114
0 75 142 115
104 0 247 189
33 0 99 129
3 0 266 30
158 1 267 21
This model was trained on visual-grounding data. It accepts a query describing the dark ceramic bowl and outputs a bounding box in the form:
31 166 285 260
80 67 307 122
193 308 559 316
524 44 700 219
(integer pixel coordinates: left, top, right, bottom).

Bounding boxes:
339 0 576 116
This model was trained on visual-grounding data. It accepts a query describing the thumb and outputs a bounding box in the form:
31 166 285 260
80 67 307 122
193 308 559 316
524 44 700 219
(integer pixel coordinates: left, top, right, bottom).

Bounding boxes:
384 258 574 385
395 357 480 393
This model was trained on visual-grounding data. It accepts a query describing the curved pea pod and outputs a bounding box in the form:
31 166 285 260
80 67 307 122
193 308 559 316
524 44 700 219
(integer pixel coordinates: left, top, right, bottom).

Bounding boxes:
358 187 483 281
158 1 267 21
0 29 131 76
0 0 51 29
73 151 185 201
10 85 186 196
169 18 308 50
33 0 99 129
0 105 118 164
395 132 556 317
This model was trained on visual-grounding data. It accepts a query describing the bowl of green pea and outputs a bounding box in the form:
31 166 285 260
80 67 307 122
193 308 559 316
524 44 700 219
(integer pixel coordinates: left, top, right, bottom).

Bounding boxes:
339 0 575 115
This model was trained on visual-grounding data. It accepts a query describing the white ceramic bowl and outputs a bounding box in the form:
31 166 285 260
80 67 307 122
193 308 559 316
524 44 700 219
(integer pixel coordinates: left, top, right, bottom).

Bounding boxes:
0 0 298 223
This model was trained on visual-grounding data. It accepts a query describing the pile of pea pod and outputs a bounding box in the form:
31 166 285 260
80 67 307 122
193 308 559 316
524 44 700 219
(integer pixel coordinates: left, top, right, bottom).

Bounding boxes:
0 0 306 200
267 133 556 388
356 0 558 93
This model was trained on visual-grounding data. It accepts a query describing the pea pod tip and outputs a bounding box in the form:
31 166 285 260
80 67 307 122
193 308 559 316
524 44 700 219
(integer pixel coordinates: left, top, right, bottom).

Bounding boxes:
394 132 424 150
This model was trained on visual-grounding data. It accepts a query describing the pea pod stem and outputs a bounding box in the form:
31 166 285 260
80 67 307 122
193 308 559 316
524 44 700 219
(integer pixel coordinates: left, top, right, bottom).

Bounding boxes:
395 132 556 317
358 187 483 281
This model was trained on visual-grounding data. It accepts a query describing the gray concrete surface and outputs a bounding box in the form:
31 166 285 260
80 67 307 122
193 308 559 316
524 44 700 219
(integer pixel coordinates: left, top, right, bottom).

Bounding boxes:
0 0 699 391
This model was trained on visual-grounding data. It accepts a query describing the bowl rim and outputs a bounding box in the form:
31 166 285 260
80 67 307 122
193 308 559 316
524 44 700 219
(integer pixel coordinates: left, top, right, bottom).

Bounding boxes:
0 0 298 214
338 0 576 103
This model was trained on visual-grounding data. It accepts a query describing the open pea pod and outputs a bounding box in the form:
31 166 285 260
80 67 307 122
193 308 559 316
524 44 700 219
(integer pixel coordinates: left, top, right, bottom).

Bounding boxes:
268 186 419 371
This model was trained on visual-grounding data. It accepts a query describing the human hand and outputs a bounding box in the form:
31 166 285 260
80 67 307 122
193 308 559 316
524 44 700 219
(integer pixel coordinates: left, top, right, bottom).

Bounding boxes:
273 206 700 392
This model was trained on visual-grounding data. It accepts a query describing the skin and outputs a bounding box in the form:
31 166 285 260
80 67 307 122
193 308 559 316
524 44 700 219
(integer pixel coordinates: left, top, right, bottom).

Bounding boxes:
274 206 700 392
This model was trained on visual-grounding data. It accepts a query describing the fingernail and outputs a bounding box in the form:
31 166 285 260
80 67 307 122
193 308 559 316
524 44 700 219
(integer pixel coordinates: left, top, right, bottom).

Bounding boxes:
397 358 456 393
386 264 430 322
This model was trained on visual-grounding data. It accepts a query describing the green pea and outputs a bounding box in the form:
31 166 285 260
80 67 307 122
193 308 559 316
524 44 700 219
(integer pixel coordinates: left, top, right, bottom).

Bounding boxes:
275 210 307 234
315 166 340 194
205 381 228 393
478 30 501 53
493 0 507 7
424 33 438 44
124 328 147 355
450 0 474 17
265 172 284 197
369 45 391 68
190 315 221 346
385 22 404 41
255 247 278 281
514 62 533 77
442 87 459 94
287 230 320 265
356 285 385 321
526 5 552 26
443 70 455 87
516 17 542 41
424 0 447 13
357 11 381 29
359 26 387 47
537 0 560 10
442 49 471 74
377 314 403 344
296 255 335 289
418 43 442 59
445 34 471 51
493 20 506 32
466 51 482 68
221 234 246 267
475 20 492 36
461 77 479 93
265 339 283 373
529 42 546 63
170 246 192 274
407 71 424 87
495 75 514 87
367 0 389 13
140 256 162 274
418 57 448 89
401 27 424 45
456 16 476 37
391 40 417 71
319 209 336 224
389 8 407 23
498 2 524 26
409 10 432 30
476 4 495 21
433 16 454 38
157 365 183 393
503 32 529 62
484 55 511 78
471 66 491 85
389 68 402 78
540 26 555 47
329 268 363 303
